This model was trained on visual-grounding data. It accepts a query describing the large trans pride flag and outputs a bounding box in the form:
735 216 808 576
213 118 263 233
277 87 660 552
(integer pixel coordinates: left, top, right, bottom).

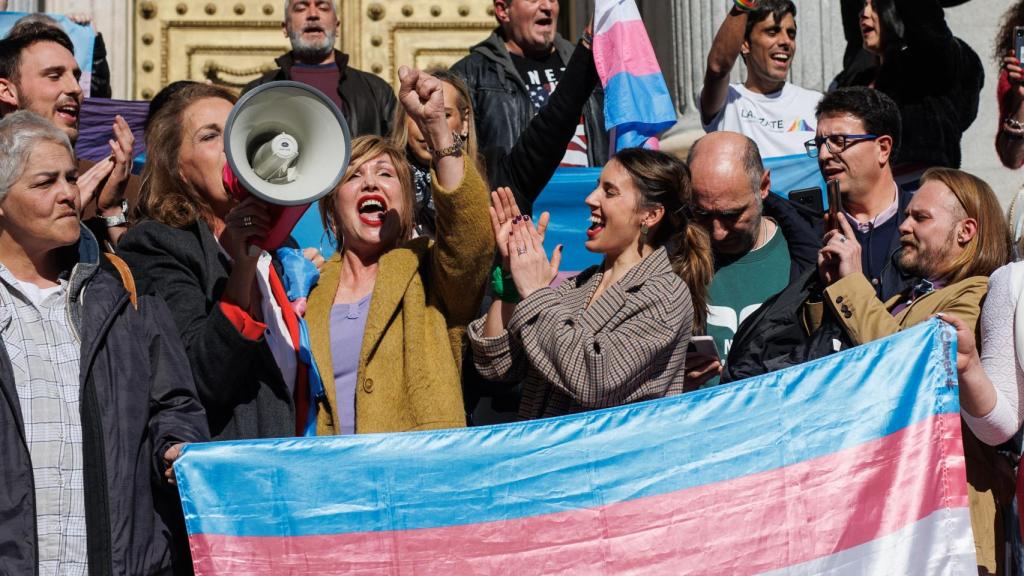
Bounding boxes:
176 320 975 574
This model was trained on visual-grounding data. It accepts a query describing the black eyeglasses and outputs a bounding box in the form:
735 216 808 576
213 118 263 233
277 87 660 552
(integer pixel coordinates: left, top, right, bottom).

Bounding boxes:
804 134 878 158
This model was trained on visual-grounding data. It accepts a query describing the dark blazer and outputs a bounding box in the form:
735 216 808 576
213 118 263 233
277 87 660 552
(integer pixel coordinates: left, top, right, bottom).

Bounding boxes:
118 219 294 440
0 227 208 576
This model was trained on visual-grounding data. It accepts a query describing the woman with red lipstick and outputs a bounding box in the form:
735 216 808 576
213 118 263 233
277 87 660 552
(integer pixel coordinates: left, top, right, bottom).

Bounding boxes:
468 149 713 419
833 0 983 173
303 66 493 434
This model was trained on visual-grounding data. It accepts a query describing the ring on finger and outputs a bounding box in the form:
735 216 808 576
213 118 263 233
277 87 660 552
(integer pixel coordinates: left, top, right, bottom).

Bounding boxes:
838 234 847 243
516 246 527 256
243 215 253 228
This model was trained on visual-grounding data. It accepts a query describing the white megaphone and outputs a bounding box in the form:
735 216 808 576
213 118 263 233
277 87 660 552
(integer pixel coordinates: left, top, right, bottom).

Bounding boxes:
223 80 351 250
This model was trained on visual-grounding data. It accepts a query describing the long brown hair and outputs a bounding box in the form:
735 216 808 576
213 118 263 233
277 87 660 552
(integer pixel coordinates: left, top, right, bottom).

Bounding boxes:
614 148 714 330
920 167 1011 283
318 136 416 252
136 82 237 228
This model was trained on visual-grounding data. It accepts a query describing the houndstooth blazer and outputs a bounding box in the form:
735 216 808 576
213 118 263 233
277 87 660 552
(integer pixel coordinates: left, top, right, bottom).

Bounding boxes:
468 247 694 419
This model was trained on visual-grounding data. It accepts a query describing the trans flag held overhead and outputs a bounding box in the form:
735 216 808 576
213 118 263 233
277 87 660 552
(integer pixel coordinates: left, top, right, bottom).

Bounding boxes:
175 320 976 574
592 0 677 151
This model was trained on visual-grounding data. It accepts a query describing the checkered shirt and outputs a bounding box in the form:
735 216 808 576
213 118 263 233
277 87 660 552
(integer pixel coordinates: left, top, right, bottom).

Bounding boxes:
0 264 87 576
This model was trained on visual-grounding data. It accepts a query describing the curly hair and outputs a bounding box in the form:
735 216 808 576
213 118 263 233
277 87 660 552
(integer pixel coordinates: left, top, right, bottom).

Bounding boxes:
995 0 1024 62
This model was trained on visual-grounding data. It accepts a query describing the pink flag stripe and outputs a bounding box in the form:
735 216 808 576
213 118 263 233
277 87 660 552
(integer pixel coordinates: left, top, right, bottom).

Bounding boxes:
593 20 663 80
188 413 967 576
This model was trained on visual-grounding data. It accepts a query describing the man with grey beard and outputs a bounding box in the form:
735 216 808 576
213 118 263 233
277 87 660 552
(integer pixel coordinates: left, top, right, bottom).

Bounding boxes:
244 0 396 137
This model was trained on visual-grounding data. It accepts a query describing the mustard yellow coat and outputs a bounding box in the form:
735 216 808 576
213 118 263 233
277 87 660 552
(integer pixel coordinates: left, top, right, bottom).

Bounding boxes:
306 165 493 434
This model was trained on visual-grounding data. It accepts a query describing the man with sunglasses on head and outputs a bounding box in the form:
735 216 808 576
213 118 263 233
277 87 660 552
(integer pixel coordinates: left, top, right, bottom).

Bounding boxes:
808 86 913 302
684 131 820 388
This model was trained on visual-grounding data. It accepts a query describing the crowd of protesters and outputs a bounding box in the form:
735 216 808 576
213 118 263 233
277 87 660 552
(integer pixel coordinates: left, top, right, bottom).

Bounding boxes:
6 0 1024 573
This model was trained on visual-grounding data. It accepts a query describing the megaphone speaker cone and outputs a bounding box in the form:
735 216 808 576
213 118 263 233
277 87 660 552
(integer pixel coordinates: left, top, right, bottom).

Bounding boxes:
224 80 352 249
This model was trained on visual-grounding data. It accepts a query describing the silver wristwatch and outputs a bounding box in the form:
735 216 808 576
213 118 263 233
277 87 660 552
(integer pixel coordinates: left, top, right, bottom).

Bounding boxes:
101 200 129 227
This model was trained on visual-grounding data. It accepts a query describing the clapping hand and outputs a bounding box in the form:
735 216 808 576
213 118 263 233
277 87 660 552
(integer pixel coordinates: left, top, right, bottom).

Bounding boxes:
79 115 135 214
508 210 562 299
490 186 549 269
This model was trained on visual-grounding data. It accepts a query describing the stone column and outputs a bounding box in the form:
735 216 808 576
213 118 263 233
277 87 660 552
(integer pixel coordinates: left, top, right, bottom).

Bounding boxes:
7 1 42 11
44 0 133 98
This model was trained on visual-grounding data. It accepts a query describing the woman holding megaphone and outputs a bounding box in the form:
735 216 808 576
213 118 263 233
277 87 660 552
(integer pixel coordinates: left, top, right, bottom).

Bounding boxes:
302 67 493 434
119 82 304 440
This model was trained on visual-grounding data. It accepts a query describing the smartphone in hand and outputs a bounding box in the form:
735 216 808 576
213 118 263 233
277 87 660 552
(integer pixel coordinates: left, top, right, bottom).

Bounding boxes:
1015 26 1024 63
686 335 721 361
826 179 842 232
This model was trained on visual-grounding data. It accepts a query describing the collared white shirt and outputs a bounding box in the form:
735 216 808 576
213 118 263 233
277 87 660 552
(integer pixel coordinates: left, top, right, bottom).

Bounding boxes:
0 265 87 576
254 251 298 395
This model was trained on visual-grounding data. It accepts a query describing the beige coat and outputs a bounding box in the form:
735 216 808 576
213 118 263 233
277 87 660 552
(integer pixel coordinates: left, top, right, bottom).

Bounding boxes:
812 272 1010 574
306 165 493 434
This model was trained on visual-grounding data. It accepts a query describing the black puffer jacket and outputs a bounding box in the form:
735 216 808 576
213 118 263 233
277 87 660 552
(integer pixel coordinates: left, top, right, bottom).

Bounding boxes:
0 226 209 576
244 50 397 138
451 30 609 175
833 0 983 168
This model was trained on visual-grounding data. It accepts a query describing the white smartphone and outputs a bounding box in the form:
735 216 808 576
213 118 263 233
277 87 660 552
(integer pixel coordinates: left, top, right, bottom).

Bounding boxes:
687 335 721 361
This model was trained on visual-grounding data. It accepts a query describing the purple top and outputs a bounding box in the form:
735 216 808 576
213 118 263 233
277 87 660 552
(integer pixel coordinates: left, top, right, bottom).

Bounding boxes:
329 294 372 435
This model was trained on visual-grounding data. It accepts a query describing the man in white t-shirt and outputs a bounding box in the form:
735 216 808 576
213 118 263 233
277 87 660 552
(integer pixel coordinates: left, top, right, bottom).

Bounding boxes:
699 0 822 159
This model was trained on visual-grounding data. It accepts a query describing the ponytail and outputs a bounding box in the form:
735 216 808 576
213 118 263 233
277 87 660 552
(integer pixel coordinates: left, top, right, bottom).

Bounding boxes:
669 218 713 332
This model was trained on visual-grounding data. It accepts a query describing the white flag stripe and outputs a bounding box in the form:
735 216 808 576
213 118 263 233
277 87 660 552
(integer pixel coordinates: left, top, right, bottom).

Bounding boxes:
760 507 977 576
594 0 643 36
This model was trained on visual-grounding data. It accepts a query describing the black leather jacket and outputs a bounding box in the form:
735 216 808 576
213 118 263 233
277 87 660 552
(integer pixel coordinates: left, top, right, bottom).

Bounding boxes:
451 30 608 170
244 50 397 138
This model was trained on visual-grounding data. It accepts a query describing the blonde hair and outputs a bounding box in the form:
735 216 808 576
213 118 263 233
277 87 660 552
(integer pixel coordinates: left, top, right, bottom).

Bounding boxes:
920 167 1011 283
318 136 416 252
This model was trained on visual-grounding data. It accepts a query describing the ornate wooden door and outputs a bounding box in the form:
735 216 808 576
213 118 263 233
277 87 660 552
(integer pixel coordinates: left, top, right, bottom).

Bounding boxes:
133 0 494 99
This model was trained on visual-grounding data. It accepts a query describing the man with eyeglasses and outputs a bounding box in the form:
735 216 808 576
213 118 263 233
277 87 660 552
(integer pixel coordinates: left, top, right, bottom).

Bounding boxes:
808 86 914 301
684 131 820 388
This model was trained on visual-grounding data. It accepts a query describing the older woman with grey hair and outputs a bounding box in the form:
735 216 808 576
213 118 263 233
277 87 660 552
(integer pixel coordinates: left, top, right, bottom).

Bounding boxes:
0 110 207 576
